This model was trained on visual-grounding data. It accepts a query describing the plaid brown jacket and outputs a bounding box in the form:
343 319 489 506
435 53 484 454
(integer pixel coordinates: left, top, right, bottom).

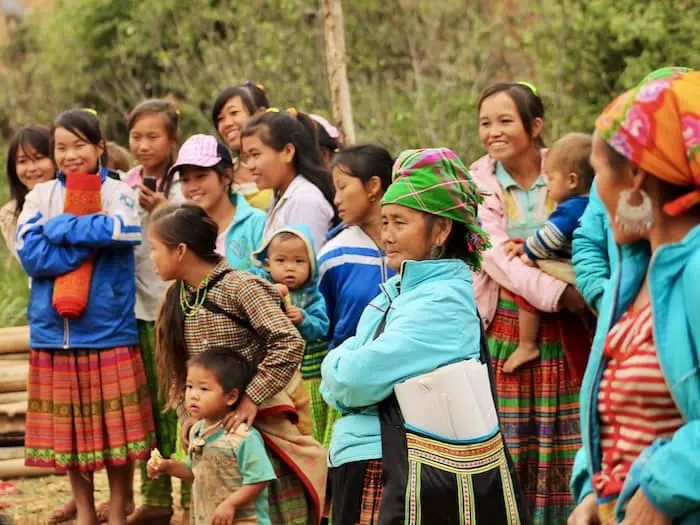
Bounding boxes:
183 261 304 405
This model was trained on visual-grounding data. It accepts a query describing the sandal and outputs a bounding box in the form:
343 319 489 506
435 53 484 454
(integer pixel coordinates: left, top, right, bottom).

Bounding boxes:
48 500 78 525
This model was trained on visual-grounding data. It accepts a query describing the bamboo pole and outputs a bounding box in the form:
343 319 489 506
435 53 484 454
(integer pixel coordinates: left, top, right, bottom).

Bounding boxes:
0 392 27 405
0 326 29 354
0 458 53 479
0 362 28 393
321 0 356 144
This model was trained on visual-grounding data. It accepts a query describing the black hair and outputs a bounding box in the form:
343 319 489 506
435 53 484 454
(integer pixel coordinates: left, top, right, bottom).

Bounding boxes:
241 111 339 225
211 86 257 132
189 348 250 400
242 80 271 110
423 217 473 261
332 144 394 192
316 123 342 155
548 132 595 193
53 109 107 171
6 125 53 218
151 202 222 404
478 82 546 148
128 99 181 197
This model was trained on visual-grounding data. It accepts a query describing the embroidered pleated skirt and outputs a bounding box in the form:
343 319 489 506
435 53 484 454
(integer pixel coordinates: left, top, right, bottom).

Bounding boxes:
24 346 156 472
487 297 583 525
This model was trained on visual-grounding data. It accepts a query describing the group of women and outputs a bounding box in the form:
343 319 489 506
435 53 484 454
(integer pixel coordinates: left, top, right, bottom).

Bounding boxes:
1 69 699 525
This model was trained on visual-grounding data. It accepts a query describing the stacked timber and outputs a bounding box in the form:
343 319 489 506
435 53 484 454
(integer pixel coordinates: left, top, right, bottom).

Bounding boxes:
0 326 52 477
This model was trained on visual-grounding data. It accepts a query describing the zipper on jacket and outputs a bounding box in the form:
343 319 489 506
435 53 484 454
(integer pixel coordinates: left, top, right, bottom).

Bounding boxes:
63 318 70 349
380 250 388 283
646 247 685 420
584 246 622 475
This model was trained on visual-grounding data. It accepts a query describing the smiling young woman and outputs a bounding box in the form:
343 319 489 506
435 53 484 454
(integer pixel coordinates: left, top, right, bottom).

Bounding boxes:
470 82 590 524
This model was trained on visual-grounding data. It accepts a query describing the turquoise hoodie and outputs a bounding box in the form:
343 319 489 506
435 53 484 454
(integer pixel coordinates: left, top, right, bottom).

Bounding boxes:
249 224 329 342
224 192 267 271
572 181 618 314
320 258 482 467
571 224 700 523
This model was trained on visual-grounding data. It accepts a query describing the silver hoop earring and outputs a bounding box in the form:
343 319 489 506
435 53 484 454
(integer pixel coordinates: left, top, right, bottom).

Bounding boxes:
431 244 446 259
614 188 653 233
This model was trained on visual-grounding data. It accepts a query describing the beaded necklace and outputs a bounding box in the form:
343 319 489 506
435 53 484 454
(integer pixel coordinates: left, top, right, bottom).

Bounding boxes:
179 274 211 317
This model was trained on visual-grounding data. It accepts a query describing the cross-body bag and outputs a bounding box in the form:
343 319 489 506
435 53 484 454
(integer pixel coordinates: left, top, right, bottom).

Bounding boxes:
375 308 532 525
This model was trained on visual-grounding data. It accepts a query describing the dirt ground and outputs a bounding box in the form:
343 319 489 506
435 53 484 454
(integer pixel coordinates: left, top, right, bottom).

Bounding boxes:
0 466 186 525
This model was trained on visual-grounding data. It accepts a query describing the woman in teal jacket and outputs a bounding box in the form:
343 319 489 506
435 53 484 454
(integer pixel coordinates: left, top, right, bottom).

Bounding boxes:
321 148 528 524
569 72 700 525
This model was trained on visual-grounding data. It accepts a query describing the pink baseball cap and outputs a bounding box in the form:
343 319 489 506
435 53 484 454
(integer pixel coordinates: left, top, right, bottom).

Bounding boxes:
168 134 233 176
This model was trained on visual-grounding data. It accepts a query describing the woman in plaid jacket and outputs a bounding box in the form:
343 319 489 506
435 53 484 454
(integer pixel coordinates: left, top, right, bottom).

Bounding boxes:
150 202 327 525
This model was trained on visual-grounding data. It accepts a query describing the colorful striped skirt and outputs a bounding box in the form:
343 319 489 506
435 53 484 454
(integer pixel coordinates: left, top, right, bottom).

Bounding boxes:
487 297 583 525
301 339 330 445
301 338 342 449
329 459 383 525
24 346 156 472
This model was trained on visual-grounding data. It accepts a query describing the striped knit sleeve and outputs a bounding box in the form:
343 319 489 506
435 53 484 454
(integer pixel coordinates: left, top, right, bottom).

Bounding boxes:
524 201 581 260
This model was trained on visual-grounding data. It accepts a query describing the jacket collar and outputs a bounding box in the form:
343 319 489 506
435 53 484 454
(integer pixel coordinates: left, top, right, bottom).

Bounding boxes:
231 191 255 226
382 259 471 299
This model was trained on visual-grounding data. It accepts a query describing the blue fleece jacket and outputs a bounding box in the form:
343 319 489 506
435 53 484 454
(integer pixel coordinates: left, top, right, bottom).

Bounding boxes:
320 258 482 467
224 192 267 271
16 168 141 349
571 224 700 523
318 223 395 349
249 225 329 342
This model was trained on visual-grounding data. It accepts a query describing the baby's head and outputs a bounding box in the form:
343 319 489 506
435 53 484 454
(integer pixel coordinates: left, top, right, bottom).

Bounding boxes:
264 231 312 290
185 348 250 420
545 133 595 204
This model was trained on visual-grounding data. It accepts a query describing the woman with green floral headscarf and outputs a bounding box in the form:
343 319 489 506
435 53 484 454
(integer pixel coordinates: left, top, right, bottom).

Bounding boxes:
320 148 529 524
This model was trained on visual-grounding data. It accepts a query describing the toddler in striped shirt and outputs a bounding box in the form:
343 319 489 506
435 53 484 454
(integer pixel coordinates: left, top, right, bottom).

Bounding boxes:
503 133 594 373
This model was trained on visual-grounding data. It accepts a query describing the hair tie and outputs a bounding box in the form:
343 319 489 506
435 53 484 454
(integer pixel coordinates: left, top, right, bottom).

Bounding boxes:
286 107 299 117
265 107 280 113
515 81 538 95
245 80 266 92
82 108 98 116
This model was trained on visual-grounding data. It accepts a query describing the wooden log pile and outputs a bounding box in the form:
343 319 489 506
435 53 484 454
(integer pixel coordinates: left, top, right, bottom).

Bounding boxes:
0 326 53 478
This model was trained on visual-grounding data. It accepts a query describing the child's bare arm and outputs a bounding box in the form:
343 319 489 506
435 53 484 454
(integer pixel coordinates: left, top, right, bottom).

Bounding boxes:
147 455 194 483
211 482 272 525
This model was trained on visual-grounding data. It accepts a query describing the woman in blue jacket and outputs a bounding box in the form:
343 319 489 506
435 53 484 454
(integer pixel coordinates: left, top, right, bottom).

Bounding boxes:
16 109 155 525
569 72 700 525
321 149 527 524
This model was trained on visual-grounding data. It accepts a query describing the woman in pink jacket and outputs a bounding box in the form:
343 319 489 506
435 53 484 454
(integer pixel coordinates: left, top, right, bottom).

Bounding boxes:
471 82 590 525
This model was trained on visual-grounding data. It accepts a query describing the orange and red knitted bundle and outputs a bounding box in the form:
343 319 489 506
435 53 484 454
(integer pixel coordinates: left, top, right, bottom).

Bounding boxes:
52 173 102 319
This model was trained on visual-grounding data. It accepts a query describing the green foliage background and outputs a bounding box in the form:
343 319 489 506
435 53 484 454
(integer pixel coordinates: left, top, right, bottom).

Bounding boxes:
0 0 698 325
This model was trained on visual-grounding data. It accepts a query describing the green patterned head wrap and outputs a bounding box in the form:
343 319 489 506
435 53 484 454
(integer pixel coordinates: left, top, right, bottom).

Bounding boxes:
381 148 491 271
640 66 692 85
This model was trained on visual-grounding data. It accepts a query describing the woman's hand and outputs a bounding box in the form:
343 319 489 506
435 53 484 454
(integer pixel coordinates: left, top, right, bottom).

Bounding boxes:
504 240 525 260
559 285 588 315
137 184 167 212
567 493 600 525
181 416 196 451
621 490 671 525
224 394 259 431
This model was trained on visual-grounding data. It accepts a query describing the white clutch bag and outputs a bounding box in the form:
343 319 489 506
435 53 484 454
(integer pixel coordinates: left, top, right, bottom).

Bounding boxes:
393 359 499 441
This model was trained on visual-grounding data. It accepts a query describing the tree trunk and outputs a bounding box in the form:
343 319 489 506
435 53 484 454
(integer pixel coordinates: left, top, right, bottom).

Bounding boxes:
322 0 356 144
